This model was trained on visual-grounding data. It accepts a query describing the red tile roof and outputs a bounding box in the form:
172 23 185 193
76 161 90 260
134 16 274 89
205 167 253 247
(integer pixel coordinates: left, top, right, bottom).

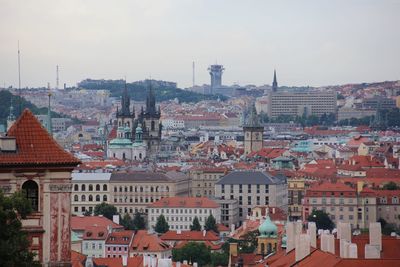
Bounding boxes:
105 230 134 245
148 197 219 208
160 230 220 241
71 216 123 231
71 250 86 267
0 109 80 167
93 258 123 267
131 230 171 252
83 226 108 240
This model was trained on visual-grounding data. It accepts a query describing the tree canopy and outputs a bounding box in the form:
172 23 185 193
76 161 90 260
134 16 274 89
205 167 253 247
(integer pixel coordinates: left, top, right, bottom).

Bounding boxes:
154 214 169 234
382 181 400 190
307 209 334 230
132 212 146 230
172 242 211 266
204 214 218 233
0 190 41 267
94 202 118 220
190 216 201 231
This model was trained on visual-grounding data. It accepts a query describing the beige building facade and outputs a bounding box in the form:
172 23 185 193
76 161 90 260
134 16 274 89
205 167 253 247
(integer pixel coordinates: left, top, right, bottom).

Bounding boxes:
189 167 228 197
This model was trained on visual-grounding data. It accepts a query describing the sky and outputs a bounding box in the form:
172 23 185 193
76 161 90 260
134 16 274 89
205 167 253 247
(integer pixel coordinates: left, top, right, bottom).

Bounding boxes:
0 0 399 89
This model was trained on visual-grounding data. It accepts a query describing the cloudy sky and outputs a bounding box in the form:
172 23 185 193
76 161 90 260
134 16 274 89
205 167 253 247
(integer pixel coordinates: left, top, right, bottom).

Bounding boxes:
0 0 399 88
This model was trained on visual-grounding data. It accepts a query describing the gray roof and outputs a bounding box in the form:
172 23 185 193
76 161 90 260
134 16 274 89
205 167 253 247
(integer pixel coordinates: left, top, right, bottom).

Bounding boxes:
110 171 188 182
72 172 111 181
215 171 286 185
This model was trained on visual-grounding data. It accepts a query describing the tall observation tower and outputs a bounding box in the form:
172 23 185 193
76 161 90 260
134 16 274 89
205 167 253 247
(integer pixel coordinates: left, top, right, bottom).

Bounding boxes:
208 64 224 94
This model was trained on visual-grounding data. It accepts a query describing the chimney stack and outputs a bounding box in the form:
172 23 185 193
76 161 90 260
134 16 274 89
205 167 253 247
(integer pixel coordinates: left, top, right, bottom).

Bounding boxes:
307 222 317 248
295 234 311 262
122 255 128 267
369 222 382 251
113 214 120 225
365 244 380 259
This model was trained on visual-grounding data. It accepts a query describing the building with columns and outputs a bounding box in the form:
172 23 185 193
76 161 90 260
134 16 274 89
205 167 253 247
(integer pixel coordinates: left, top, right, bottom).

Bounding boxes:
0 109 80 266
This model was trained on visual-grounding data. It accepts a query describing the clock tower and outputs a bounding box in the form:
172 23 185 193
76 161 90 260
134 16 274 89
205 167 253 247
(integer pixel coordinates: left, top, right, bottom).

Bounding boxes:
243 105 263 155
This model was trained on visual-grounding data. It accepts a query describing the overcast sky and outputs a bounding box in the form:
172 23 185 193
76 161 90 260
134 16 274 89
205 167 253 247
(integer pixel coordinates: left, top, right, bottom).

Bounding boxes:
0 0 399 89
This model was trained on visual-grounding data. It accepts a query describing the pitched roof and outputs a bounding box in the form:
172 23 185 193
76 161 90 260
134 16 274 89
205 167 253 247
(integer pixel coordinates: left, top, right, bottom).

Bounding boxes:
110 171 188 182
82 226 108 240
160 230 220 241
71 216 123 231
105 230 134 245
0 109 80 167
216 171 285 185
131 230 171 252
149 197 219 208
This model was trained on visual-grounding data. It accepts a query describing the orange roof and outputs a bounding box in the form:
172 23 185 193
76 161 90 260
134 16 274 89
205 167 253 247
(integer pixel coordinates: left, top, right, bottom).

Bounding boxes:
71 216 123 231
93 258 123 267
307 182 354 193
0 109 80 167
71 250 86 267
160 230 220 241
131 230 171 252
106 230 134 245
148 197 219 208
83 226 108 240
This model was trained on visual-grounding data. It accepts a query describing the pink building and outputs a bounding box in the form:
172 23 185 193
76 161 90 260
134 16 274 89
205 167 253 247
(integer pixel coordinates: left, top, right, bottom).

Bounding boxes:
105 230 134 258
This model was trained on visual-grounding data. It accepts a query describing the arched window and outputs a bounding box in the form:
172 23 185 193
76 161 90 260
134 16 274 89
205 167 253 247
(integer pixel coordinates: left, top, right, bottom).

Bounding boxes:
74 195 78 202
119 186 122 192
124 186 128 192
150 187 154 192
103 195 107 202
81 184 86 191
74 184 79 191
81 195 86 201
130 186 133 192
166 186 169 192
96 195 100 201
22 180 39 211
140 187 143 192
103 184 108 191
89 195 93 201
89 184 93 191
151 121 155 131
114 186 117 192
96 184 100 191
122 153 126 160
139 153 142 159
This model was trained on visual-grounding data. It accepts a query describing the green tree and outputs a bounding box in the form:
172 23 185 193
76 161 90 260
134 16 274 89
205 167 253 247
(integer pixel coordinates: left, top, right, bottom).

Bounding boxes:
204 214 218 233
94 202 118 220
308 210 334 230
154 214 169 233
383 181 400 190
172 242 211 266
0 190 41 267
190 216 201 231
83 210 92 216
120 213 134 230
132 212 146 230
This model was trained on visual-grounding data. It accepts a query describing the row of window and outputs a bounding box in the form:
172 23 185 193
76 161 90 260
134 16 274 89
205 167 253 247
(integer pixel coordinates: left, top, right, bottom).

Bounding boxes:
151 216 208 222
114 197 159 204
74 184 107 192
221 184 269 194
150 208 212 215
74 194 107 202
113 186 169 193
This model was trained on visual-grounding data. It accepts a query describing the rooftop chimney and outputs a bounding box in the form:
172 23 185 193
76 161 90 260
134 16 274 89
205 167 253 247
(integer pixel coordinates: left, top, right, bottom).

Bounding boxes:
229 243 238 257
122 255 128 267
348 243 358 258
157 259 172 267
369 222 382 251
337 222 351 242
365 244 380 259
113 214 120 225
203 230 206 237
307 222 317 248
295 234 311 262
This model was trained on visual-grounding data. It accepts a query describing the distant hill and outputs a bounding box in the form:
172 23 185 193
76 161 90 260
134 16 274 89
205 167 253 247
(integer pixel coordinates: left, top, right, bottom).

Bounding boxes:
77 79 227 102
0 90 66 127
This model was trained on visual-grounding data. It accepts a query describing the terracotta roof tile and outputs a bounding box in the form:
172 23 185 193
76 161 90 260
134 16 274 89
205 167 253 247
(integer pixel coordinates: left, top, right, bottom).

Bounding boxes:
0 109 80 167
148 197 219 208
71 216 123 231
131 230 171 252
160 230 220 241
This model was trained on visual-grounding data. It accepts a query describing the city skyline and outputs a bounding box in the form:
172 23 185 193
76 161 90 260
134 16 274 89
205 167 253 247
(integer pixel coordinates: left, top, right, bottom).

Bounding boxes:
0 0 399 88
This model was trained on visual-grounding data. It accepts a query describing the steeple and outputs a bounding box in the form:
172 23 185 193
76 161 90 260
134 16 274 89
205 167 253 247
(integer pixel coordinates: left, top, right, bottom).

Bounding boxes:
121 81 131 116
245 104 261 128
272 69 278 92
146 81 157 115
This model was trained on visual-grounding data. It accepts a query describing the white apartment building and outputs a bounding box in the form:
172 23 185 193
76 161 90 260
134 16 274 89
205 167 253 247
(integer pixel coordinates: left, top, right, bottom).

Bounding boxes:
267 90 337 118
148 197 221 231
71 172 111 215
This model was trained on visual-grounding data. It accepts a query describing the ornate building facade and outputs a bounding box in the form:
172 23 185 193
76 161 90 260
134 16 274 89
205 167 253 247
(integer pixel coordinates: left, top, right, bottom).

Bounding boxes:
0 109 80 266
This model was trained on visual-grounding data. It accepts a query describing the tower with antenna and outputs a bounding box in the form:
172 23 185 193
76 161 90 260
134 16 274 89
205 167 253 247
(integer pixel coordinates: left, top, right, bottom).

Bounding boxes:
17 41 22 116
47 84 53 135
208 64 224 94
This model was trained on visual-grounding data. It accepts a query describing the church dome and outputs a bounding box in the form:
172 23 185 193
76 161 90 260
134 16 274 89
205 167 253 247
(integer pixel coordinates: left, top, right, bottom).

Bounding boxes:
258 216 277 237
136 124 143 133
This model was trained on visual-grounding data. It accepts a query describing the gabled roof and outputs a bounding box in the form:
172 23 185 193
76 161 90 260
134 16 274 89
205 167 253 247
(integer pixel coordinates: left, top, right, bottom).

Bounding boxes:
0 109 80 167
105 230 134 245
71 216 123 231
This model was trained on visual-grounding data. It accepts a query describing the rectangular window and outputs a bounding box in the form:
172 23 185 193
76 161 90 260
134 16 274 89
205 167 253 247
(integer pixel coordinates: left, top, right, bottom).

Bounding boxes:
257 184 260 194
248 196 252 205
265 185 269 194
239 184 242 193
248 185 251 193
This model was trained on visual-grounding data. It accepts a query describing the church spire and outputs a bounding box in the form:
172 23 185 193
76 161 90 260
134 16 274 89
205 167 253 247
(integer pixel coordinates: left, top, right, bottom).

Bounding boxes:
272 69 278 92
146 80 157 115
121 80 131 116
47 91 53 135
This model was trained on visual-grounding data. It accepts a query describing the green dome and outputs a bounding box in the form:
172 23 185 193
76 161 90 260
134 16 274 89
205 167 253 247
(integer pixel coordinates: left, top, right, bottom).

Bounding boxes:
258 216 277 237
136 124 143 133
